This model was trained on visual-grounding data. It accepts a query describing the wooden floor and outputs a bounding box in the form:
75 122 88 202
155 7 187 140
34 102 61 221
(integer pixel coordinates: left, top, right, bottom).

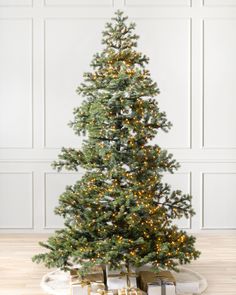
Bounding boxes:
0 233 236 295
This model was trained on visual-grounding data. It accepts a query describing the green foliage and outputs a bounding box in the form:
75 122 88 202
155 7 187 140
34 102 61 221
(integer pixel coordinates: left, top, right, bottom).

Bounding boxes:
33 10 200 275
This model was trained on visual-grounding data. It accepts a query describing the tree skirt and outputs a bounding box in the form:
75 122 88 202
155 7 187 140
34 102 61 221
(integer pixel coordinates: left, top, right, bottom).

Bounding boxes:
41 267 207 295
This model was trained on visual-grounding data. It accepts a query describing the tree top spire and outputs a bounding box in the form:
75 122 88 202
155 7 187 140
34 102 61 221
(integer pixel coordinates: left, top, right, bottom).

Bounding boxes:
112 10 128 22
102 10 138 51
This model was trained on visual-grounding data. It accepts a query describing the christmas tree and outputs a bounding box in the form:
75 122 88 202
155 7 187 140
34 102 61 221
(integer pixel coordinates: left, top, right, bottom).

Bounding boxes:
33 10 200 284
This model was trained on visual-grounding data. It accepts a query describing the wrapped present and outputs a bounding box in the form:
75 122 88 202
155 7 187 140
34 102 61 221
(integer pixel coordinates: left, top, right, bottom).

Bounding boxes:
106 266 137 290
70 266 104 280
71 283 90 295
71 285 113 295
139 271 175 295
96 290 114 295
71 266 104 282
118 288 143 295
71 280 106 295
70 266 105 295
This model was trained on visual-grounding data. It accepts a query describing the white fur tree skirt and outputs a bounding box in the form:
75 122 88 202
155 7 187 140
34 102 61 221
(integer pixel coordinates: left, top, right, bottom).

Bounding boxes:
41 267 207 295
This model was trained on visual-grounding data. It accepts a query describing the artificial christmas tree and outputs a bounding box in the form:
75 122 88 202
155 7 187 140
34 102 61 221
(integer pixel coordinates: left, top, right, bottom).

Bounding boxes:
33 10 200 289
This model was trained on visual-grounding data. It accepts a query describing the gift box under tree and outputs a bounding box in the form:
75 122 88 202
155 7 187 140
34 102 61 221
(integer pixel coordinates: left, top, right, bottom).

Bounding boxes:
70 267 105 295
139 270 176 295
118 287 144 295
106 265 137 292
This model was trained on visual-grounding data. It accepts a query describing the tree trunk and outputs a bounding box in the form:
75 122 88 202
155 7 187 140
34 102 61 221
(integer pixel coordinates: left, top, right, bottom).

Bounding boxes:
125 262 131 289
102 264 108 290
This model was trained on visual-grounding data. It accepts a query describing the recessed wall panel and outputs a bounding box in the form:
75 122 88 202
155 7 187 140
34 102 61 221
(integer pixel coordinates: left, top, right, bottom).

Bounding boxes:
163 173 191 229
202 173 236 229
0 173 33 228
125 0 190 6
203 19 236 148
45 0 112 6
136 19 191 148
203 0 236 6
44 19 106 148
44 173 80 228
0 19 32 148
0 0 32 6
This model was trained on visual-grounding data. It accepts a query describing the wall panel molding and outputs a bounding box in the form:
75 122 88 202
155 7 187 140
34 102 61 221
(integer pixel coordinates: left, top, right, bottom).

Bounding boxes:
124 0 191 7
203 0 236 6
0 0 32 6
164 172 192 229
43 18 107 149
0 172 33 229
44 172 81 229
202 19 236 149
202 172 236 229
0 18 33 149
44 0 113 7
134 17 192 149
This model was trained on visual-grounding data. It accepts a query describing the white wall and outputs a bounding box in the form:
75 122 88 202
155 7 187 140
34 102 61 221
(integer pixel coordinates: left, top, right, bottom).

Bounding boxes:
0 0 236 233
